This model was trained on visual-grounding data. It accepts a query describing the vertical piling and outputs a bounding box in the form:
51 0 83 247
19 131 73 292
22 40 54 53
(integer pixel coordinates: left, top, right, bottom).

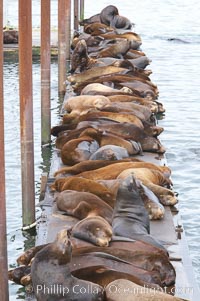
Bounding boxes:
0 1 9 300
74 0 79 30
80 0 84 21
41 0 51 144
65 0 71 61
19 0 35 226
58 0 67 94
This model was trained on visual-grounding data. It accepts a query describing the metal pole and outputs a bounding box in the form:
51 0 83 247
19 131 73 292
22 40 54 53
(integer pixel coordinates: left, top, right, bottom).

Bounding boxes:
58 0 67 94
19 0 35 227
0 0 9 299
41 0 51 144
65 0 71 61
80 0 84 21
74 0 79 31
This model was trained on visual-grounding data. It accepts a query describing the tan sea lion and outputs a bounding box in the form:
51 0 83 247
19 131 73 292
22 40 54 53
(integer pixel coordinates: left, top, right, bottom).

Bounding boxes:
52 177 115 206
81 83 134 96
117 168 177 206
105 279 185 301
63 94 111 113
31 230 104 301
71 216 112 247
84 22 113 35
94 39 131 59
55 190 113 223
74 161 171 181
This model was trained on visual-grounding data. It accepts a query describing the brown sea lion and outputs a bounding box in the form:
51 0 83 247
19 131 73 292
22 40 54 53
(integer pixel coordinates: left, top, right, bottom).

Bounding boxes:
8 265 31 285
105 279 185 301
70 251 163 288
31 230 104 301
73 244 175 287
74 161 171 181
100 32 141 49
119 81 158 100
77 111 144 129
67 65 128 86
52 177 115 206
117 168 177 206
55 126 91 149
94 39 131 59
71 216 112 247
60 131 99 165
54 158 141 177
84 22 113 35
55 190 113 223
3 29 18 44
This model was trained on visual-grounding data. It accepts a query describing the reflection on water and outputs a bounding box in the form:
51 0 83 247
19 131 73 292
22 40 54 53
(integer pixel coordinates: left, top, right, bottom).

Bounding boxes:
5 0 200 299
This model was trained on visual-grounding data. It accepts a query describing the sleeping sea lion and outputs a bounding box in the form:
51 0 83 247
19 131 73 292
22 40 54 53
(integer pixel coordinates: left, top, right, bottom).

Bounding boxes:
31 230 104 301
81 83 134 96
74 161 171 181
71 216 112 247
89 145 129 160
55 190 113 222
52 177 115 206
63 94 111 113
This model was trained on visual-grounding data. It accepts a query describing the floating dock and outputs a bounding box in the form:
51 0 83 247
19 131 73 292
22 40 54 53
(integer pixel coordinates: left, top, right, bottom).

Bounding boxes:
7 4 200 301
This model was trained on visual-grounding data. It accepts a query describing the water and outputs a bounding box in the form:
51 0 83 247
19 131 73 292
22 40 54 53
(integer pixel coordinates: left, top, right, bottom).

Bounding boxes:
5 0 200 299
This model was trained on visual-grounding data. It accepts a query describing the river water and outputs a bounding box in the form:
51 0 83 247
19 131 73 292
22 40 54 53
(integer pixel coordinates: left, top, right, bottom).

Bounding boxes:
5 0 200 299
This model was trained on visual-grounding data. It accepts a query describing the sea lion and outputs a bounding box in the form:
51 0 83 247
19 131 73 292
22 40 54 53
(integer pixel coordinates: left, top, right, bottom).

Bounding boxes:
89 145 129 160
52 177 115 206
99 5 119 26
77 111 144 129
63 95 111 113
105 279 184 301
117 168 177 206
54 158 141 177
112 175 166 250
31 230 104 301
55 126 91 149
3 29 18 44
67 65 128 87
107 94 159 113
73 244 175 287
100 32 141 49
71 216 112 247
60 131 99 165
81 83 134 96
55 190 113 222
110 15 133 30
84 22 114 35
70 251 163 288
74 161 171 181
8 265 31 285
119 81 158 100
129 56 152 69
94 39 131 59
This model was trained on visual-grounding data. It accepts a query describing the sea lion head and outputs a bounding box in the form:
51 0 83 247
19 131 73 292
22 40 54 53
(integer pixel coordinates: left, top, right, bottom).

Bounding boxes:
72 216 113 247
100 5 119 25
141 137 166 153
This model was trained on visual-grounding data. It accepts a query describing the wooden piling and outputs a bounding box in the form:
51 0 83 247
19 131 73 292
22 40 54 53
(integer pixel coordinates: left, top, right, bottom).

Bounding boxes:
58 0 67 94
74 0 79 30
0 1 9 299
80 0 84 21
65 0 71 61
19 0 35 226
41 0 51 144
